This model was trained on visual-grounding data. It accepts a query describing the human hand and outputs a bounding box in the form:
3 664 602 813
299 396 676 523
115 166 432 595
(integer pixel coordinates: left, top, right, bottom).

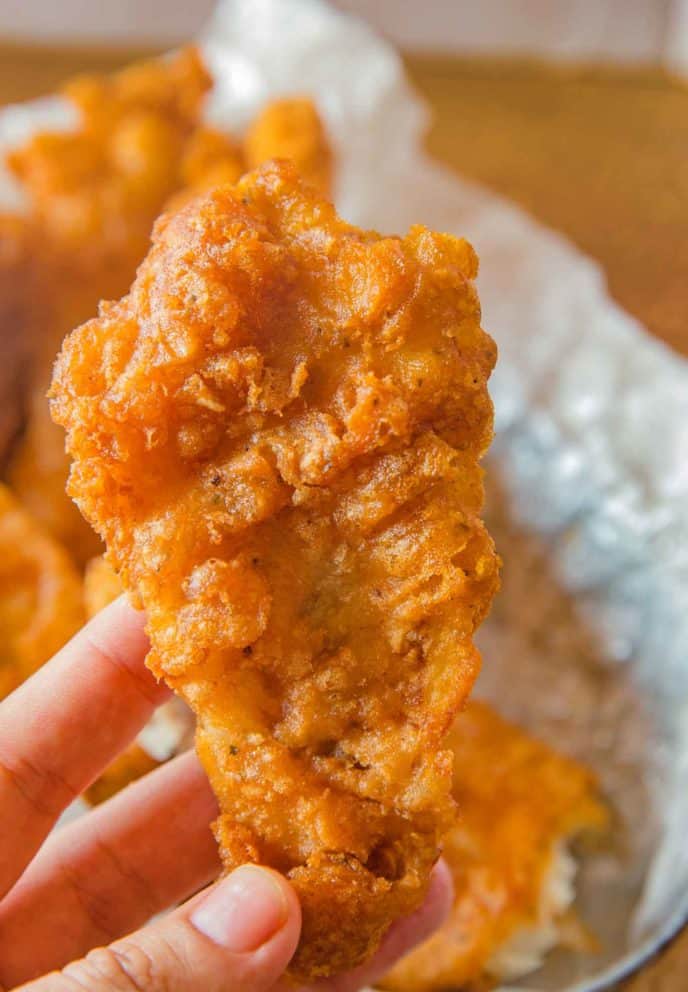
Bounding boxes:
0 597 452 991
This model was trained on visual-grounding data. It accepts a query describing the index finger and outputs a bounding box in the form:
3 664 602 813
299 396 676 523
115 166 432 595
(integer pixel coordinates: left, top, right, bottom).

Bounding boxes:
0 595 168 898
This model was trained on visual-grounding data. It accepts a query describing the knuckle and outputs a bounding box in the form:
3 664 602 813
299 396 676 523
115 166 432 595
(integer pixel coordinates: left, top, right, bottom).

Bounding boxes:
83 629 159 707
53 856 121 944
51 835 160 945
0 751 78 820
62 943 162 992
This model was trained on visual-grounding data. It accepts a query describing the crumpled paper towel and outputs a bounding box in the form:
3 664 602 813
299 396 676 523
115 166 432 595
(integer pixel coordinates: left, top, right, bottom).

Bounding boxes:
1 1 687 987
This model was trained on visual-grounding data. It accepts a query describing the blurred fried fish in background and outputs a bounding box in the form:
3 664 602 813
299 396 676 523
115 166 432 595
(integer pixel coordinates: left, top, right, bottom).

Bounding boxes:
2 47 332 564
0 482 83 698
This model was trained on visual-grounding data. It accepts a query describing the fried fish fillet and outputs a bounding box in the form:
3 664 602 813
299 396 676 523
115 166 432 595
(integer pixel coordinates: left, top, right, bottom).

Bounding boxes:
0 483 84 699
382 702 608 991
51 161 498 978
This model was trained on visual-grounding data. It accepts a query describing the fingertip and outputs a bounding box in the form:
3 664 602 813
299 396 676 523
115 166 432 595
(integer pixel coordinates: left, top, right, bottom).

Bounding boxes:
330 860 454 992
251 866 303 974
425 857 454 930
256 866 303 943
191 864 301 963
237 865 303 962
81 594 168 703
386 857 454 957
88 593 146 639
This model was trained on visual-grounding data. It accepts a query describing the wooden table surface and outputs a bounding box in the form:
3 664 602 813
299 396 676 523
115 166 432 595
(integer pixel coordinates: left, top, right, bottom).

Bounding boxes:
0 41 686 990
406 56 688 359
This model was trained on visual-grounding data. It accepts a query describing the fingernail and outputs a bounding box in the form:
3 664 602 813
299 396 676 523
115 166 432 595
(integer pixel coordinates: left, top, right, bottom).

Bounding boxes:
191 865 289 952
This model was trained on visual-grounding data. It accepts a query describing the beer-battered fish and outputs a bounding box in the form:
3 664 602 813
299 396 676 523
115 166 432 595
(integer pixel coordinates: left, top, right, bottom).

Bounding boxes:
0 483 84 699
382 702 608 991
51 161 498 978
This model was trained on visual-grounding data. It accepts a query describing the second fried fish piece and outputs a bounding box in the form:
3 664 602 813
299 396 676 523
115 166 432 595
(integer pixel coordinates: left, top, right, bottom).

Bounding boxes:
51 161 499 978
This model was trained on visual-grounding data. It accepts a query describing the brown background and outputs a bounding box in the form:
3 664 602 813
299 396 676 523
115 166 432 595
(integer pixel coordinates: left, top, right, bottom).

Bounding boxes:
0 41 686 990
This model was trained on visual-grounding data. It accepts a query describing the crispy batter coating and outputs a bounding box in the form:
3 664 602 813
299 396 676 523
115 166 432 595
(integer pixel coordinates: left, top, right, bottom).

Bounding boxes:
382 702 608 991
51 161 498 978
0 483 84 699
244 97 332 194
163 127 246 215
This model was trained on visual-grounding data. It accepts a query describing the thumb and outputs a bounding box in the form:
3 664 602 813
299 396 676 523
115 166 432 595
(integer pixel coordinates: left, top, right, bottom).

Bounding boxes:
18 865 301 992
